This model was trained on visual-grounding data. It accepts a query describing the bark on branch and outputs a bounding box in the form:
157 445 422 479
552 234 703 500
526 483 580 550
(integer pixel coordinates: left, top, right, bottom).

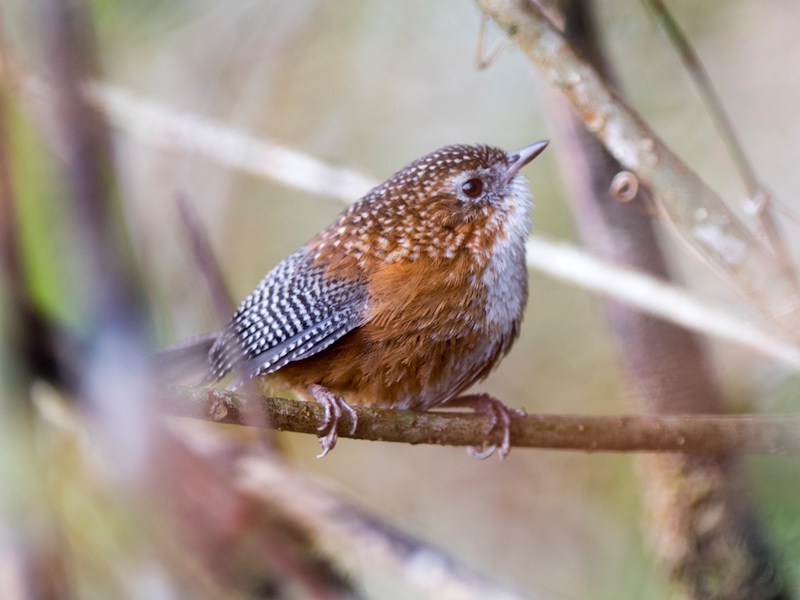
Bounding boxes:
161 386 800 456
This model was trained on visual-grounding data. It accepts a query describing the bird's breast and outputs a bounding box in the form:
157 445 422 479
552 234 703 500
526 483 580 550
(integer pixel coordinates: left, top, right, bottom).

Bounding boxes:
275 209 530 410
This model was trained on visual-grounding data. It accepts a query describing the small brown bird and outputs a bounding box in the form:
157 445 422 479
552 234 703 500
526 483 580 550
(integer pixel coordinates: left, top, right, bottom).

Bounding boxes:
207 141 548 458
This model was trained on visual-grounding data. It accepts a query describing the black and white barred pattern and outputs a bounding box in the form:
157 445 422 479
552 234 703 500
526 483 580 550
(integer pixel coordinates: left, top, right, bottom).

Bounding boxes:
208 246 366 387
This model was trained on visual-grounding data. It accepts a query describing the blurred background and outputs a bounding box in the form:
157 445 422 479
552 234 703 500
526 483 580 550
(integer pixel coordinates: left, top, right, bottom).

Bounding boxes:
3 0 800 598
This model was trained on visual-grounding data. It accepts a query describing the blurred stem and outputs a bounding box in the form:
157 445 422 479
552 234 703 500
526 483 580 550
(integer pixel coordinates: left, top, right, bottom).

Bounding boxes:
640 0 753 194
176 194 234 325
236 446 535 600
0 14 72 600
524 235 800 370
37 0 143 329
642 0 794 279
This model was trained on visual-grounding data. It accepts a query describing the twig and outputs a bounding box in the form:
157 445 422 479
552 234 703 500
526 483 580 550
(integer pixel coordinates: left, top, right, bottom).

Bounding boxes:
475 0 800 336
174 193 276 434
475 13 508 70
161 386 800 456
176 193 235 324
38 387 528 599
35 384 360 599
525 235 800 370
89 84 377 204
642 0 793 278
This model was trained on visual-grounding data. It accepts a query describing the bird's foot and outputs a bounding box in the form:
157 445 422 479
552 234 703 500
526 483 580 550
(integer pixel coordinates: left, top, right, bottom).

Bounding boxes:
308 384 358 458
447 393 525 460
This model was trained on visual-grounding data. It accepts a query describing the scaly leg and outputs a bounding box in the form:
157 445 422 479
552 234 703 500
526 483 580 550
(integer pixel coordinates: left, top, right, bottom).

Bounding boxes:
446 393 525 460
307 384 358 458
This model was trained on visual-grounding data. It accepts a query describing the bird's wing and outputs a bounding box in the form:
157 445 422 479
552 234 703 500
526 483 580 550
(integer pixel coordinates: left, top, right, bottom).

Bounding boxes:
208 248 367 387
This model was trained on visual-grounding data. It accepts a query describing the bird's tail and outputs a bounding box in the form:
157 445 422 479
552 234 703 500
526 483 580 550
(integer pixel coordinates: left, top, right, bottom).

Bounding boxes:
151 332 218 384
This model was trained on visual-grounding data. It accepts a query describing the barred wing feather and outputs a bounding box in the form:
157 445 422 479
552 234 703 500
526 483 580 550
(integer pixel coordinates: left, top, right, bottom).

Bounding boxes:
208 248 366 387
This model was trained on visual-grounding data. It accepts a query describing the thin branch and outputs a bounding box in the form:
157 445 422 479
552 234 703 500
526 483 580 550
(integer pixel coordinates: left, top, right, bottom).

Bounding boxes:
475 0 800 336
36 0 156 480
161 386 800 456
89 84 378 204
641 0 792 273
475 13 508 70
525 235 800 370
35 384 361 599
542 4 788 596
85 83 800 368
176 193 234 324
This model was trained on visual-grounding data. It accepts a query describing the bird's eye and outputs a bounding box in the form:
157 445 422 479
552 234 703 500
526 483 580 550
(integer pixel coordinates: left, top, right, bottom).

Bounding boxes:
461 177 484 198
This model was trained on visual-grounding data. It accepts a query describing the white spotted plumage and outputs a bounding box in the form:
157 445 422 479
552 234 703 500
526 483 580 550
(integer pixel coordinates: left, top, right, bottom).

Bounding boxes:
207 248 367 387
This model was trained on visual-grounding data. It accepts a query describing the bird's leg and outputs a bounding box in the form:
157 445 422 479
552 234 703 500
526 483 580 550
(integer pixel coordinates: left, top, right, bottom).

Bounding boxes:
445 393 525 460
307 384 358 458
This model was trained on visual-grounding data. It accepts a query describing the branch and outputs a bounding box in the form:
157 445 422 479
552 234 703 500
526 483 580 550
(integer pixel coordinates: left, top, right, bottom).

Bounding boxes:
161 386 800 456
234 449 537 600
529 3 789 596
176 193 235 323
475 0 800 336
526 235 800 370
90 84 378 204
641 0 792 276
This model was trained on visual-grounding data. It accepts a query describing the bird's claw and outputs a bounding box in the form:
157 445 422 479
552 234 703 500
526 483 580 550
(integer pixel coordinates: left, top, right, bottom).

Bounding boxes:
449 394 524 460
308 384 357 458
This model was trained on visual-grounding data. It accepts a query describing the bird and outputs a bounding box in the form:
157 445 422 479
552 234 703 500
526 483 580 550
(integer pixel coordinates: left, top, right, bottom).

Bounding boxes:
206 140 548 458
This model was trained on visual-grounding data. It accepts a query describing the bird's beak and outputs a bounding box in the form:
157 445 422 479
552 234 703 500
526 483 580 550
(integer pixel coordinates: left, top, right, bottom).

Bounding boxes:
504 140 549 183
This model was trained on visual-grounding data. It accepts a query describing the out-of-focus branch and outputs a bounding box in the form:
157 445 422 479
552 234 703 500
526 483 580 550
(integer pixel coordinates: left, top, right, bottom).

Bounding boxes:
175 194 234 326
174 194 278 437
642 0 792 276
525 235 800 370
0 18 72 600
36 0 156 483
232 446 538 600
475 0 800 336
162 386 800 456
38 389 525 600
92 84 378 204
35 384 360 599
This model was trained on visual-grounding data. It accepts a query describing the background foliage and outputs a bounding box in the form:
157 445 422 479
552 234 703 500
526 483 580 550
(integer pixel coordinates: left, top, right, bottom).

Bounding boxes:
3 1 800 598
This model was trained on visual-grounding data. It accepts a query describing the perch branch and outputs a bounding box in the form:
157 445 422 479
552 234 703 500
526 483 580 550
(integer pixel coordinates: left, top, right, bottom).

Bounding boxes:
161 386 800 456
